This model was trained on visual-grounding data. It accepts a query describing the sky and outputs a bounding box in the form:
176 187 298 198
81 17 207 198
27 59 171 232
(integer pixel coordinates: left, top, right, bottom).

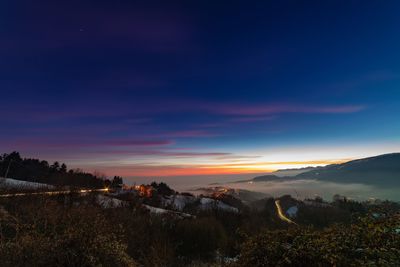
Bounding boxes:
1 1 400 178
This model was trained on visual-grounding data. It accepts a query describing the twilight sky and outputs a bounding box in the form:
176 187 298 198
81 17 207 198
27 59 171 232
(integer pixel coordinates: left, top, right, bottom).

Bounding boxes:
1 1 400 177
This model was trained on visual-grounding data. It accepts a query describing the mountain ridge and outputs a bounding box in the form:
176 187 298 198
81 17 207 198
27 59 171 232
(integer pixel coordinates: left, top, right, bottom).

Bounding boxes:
247 153 400 187
296 153 400 186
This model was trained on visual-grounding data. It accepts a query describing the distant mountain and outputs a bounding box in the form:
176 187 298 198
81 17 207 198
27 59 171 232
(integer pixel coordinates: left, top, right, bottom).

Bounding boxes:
244 153 400 187
296 153 400 186
235 168 315 183
245 174 299 183
273 167 317 177
252 174 282 182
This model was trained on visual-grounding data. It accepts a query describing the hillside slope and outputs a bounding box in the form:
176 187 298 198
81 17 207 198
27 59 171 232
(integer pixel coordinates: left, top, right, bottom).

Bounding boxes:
296 153 400 186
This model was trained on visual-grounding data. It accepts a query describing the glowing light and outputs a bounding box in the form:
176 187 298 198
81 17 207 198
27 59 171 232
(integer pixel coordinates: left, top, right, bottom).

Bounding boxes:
275 200 297 225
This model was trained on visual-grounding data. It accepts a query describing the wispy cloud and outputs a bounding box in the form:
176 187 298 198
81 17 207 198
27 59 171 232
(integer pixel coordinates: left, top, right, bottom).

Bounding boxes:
7 139 174 149
84 150 232 158
228 115 277 123
205 103 366 116
161 130 220 138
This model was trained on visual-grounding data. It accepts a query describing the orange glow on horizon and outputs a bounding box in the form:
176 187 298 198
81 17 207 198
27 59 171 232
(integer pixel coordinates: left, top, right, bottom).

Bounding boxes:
92 158 351 177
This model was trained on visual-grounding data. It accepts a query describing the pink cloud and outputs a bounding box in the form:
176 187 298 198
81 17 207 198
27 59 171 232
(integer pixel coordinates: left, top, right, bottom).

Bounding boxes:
82 150 231 158
133 100 366 117
104 140 173 146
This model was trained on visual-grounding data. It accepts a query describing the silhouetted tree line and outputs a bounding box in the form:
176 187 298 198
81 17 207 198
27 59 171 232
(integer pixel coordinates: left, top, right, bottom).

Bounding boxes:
150 182 175 195
0 152 123 188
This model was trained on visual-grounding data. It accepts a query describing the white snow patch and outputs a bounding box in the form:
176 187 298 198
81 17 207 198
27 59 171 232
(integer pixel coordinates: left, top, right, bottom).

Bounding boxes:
200 197 214 205
286 206 298 218
96 194 125 208
143 204 192 218
0 177 53 189
143 204 169 214
199 197 238 213
163 195 196 211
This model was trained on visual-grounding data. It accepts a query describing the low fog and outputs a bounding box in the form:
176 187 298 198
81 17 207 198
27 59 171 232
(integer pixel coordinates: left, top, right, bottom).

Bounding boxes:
127 175 400 202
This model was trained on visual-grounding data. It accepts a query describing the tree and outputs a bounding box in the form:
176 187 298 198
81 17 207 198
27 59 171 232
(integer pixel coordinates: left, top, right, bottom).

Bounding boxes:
104 179 112 188
60 163 67 173
0 152 111 188
50 161 60 173
150 182 174 196
111 176 123 189
3 152 22 162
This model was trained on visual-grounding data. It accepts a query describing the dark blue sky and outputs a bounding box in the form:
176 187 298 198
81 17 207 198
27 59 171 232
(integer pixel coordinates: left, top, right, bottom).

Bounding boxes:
1 1 400 176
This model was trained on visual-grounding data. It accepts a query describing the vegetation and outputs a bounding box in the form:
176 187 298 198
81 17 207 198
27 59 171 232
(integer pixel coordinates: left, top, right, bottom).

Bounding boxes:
0 192 398 266
0 152 121 188
0 196 137 267
0 152 399 266
234 214 400 267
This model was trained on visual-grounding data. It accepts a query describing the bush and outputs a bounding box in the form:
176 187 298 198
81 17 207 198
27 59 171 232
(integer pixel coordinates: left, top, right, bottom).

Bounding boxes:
174 217 227 261
0 198 137 267
233 214 400 267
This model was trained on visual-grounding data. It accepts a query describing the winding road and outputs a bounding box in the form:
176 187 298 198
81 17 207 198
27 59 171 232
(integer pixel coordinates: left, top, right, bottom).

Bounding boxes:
274 199 297 225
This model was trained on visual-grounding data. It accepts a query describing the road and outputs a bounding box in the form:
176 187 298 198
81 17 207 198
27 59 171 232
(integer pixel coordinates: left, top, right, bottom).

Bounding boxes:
274 199 297 225
0 188 109 198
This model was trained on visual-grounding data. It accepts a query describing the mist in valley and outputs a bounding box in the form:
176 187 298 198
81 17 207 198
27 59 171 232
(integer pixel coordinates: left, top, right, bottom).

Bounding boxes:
127 174 400 202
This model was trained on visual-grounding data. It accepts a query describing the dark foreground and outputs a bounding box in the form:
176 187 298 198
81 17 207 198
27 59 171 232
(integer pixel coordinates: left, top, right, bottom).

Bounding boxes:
0 190 399 267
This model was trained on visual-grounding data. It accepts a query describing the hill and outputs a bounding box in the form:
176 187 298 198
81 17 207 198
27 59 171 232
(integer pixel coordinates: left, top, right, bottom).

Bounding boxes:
273 167 317 177
0 152 121 189
296 153 400 186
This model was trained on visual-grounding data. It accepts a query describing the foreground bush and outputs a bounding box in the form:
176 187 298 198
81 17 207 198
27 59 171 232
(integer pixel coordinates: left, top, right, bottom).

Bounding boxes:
233 214 400 267
0 194 399 266
0 198 137 267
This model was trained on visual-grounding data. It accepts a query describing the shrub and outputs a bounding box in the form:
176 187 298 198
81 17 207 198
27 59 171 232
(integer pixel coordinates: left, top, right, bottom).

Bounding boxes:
0 199 137 267
233 214 400 267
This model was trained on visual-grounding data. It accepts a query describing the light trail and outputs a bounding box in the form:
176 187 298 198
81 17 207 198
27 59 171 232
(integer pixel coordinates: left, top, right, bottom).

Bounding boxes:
275 199 297 225
0 188 109 198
